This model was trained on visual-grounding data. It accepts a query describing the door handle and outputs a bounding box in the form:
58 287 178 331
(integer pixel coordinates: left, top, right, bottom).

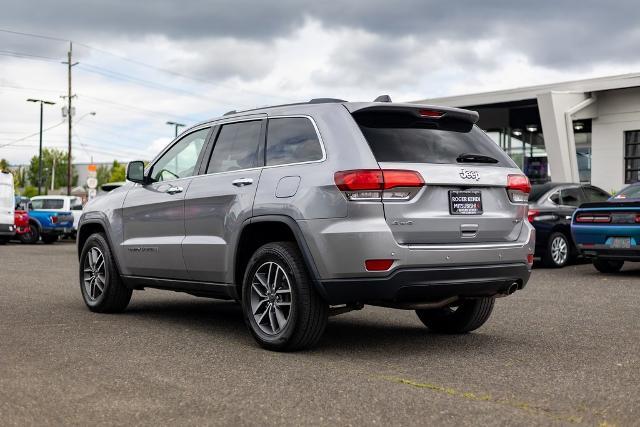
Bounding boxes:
232 178 254 187
165 186 184 195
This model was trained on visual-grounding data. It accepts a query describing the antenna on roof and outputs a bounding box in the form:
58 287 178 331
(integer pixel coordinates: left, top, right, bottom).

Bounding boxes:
374 95 392 102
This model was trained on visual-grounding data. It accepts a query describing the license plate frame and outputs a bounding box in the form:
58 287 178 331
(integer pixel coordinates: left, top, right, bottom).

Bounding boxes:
449 190 483 215
610 237 632 249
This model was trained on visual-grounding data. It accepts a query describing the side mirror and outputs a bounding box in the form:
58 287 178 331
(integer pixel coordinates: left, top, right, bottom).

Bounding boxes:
126 161 147 184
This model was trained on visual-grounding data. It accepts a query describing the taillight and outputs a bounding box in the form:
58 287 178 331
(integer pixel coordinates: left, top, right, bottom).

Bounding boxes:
575 214 611 223
419 109 444 118
527 209 539 223
50 215 58 224
507 174 531 203
334 169 424 201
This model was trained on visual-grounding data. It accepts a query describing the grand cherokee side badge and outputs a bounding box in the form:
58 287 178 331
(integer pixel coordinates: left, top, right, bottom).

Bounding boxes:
459 169 480 181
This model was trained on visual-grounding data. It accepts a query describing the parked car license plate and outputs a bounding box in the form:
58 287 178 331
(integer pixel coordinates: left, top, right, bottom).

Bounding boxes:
449 190 483 215
610 237 631 249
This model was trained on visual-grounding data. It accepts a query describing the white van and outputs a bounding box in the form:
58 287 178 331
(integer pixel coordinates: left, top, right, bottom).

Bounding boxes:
0 171 15 243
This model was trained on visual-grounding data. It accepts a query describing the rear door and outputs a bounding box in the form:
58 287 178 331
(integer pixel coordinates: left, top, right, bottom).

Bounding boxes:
351 106 527 245
183 118 265 283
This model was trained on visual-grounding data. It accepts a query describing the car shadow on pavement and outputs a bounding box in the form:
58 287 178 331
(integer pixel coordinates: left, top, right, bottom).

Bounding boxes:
119 297 518 355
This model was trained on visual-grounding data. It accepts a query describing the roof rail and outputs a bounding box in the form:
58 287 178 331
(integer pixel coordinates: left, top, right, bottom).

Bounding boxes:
374 95 392 102
308 98 347 104
223 110 237 116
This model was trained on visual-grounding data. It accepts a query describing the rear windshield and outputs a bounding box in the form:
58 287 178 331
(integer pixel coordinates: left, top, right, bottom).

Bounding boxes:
31 198 64 210
354 111 516 167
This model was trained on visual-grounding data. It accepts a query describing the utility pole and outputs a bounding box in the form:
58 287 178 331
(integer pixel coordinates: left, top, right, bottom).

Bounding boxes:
51 157 56 192
166 121 185 138
62 41 78 196
27 98 55 195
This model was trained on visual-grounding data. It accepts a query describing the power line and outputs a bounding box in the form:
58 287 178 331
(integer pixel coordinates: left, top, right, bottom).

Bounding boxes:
0 50 63 62
0 28 69 43
0 120 66 149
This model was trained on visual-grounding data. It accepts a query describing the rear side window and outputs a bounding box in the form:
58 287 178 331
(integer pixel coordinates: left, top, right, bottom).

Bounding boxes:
354 111 516 167
266 117 323 166
583 186 610 202
70 198 83 210
560 187 584 206
207 121 262 173
31 199 64 209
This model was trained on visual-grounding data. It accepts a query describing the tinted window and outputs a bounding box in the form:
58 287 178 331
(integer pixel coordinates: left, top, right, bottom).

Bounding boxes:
266 118 323 166
354 111 516 167
70 198 83 210
549 191 561 204
31 199 64 209
207 121 262 173
583 186 610 202
152 128 209 182
560 187 584 207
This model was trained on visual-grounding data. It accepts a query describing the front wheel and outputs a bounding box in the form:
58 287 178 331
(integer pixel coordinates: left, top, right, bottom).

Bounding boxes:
416 297 495 334
20 225 39 244
79 233 132 312
242 242 328 351
593 259 624 273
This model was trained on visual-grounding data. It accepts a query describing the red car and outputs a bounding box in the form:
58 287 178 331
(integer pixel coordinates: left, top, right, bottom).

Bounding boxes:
14 197 35 244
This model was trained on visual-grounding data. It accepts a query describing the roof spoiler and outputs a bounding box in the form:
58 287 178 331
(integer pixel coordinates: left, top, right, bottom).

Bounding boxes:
350 103 479 125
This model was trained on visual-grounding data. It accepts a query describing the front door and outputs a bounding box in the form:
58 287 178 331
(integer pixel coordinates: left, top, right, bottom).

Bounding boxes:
183 119 265 283
122 127 210 279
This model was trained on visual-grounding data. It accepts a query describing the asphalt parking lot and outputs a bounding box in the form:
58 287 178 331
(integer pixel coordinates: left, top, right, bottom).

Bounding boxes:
1 242 639 426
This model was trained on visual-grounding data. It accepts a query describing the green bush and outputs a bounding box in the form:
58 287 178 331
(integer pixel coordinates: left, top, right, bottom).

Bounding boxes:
22 186 38 198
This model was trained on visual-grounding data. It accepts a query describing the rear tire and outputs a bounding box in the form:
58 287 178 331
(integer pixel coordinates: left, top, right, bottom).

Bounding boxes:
416 297 495 334
593 259 624 273
20 224 39 244
542 232 570 268
79 233 132 313
241 241 328 351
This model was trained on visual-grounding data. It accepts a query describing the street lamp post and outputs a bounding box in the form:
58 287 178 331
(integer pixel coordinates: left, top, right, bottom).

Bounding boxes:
27 98 56 195
166 121 185 138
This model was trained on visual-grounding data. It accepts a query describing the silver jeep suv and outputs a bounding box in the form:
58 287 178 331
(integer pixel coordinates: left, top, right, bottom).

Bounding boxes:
77 98 535 351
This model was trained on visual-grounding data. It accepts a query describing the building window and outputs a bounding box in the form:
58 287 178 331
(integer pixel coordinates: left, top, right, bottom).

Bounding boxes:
625 130 640 183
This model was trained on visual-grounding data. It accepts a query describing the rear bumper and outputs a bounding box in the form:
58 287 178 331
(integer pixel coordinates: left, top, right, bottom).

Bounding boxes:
318 263 530 305
577 244 640 261
0 223 15 236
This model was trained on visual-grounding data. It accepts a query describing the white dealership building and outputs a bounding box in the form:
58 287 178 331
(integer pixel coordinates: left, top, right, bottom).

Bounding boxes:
415 73 640 192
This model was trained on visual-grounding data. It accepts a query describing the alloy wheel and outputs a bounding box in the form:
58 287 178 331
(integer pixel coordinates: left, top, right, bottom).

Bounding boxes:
250 261 293 335
83 247 106 301
551 235 568 265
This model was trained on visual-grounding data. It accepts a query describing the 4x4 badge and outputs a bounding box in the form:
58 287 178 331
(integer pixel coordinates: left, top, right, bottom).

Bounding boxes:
459 169 480 181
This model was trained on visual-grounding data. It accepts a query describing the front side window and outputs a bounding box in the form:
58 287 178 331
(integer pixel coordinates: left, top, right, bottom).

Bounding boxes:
31 198 64 209
152 128 210 182
583 186 610 202
207 120 262 173
266 117 323 166
625 130 640 184
70 197 83 210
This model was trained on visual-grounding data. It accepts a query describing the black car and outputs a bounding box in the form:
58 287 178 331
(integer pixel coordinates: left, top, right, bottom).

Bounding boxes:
528 183 610 267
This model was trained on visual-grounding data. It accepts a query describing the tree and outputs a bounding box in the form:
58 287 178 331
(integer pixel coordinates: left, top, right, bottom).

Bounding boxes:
27 148 78 192
109 160 126 182
0 158 8 171
96 163 112 186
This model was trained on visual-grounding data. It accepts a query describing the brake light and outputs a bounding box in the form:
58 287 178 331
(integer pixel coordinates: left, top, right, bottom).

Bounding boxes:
50 215 58 224
575 214 611 223
527 209 539 223
527 253 534 265
365 259 394 271
507 174 531 203
419 109 444 118
334 169 424 201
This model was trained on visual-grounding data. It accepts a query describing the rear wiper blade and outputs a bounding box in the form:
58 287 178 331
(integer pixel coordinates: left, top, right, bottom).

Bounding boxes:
456 153 499 164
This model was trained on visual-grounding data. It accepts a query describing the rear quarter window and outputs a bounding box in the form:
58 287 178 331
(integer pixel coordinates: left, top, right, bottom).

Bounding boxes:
266 117 323 166
353 110 516 167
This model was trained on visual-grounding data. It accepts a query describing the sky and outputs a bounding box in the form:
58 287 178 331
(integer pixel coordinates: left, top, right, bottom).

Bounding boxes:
1 0 639 166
